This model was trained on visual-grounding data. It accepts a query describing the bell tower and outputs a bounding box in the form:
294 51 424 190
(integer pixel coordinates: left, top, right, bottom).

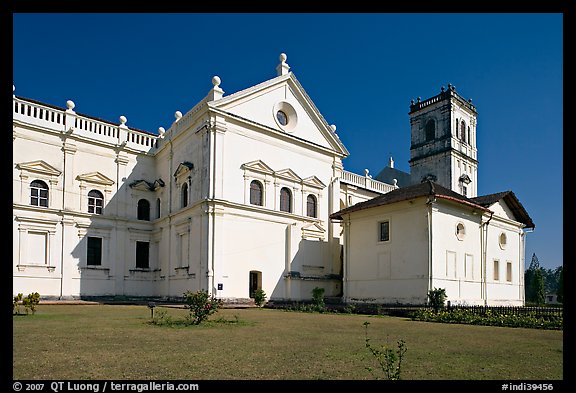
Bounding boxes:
408 84 478 197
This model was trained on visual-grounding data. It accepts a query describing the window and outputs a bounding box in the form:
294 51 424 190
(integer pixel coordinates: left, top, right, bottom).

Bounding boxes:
493 260 500 281
181 183 188 208
425 119 435 141
250 180 263 206
462 185 467 196
456 223 465 240
460 120 466 143
30 180 48 207
87 237 102 266
280 187 292 213
137 199 150 221
506 261 512 282
136 241 150 269
88 190 104 214
156 198 161 219
249 270 262 298
306 194 317 218
499 233 507 249
379 221 390 242
276 110 288 126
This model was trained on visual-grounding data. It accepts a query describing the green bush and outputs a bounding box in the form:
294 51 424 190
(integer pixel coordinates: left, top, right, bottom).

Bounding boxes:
13 292 41 315
363 321 407 380
427 288 447 311
311 287 326 312
183 290 222 325
252 289 267 307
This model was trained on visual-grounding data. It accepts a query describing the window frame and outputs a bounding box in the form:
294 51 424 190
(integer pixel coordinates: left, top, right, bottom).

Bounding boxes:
30 180 49 208
250 180 264 206
279 187 292 213
135 241 150 269
379 220 390 242
87 236 103 266
88 189 104 215
306 194 317 218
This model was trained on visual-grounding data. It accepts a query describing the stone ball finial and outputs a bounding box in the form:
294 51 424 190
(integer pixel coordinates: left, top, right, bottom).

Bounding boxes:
441 86 445 92
66 100 75 110
119 115 127 125
175 111 183 121
330 124 337 132
279 53 287 63
212 75 221 87
13 84 15 94
158 127 165 138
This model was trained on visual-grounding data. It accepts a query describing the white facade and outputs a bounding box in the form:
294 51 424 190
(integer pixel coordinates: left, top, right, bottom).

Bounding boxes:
13 54 393 302
333 183 532 306
13 54 531 305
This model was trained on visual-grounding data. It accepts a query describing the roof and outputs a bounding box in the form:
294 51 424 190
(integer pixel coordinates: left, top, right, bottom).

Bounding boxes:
374 166 415 188
330 180 489 220
471 191 535 229
330 181 535 229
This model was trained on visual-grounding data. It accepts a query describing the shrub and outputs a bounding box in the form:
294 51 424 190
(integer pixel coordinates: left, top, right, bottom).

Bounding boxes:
252 289 267 307
363 321 407 380
311 287 326 312
13 293 23 315
427 288 447 311
22 292 41 314
183 290 222 325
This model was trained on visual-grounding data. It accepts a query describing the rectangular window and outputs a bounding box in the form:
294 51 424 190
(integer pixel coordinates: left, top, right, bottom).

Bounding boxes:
379 221 390 242
506 261 512 282
136 241 150 269
493 260 500 281
87 237 102 266
28 231 47 265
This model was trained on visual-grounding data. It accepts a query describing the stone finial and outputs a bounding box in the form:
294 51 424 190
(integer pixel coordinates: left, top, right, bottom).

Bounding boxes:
330 124 337 132
441 86 445 92
13 84 15 97
158 127 165 138
119 115 127 127
417 97 421 103
66 100 76 112
388 156 394 169
174 111 183 122
276 52 290 76
208 75 224 100
393 179 398 187
364 168 371 178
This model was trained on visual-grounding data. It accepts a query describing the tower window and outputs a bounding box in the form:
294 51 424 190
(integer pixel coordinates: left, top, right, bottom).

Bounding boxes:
425 119 435 141
181 183 189 208
460 120 467 143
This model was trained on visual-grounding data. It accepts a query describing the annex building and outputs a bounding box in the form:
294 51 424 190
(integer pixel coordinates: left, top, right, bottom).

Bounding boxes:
13 54 534 305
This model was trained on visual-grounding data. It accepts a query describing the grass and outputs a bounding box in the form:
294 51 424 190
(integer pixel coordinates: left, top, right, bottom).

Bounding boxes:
13 304 563 380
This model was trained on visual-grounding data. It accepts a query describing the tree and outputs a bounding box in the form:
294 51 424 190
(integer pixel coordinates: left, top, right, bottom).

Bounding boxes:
524 253 540 302
556 266 563 303
531 268 545 305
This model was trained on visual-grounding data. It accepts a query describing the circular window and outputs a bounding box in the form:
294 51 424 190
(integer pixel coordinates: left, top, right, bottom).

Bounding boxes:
276 110 288 126
499 233 507 249
273 101 297 132
456 223 465 241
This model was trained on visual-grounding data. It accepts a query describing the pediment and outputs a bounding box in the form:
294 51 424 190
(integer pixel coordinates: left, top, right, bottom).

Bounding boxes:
16 160 61 177
241 160 274 175
174 162 194 178
76 172 115 186
274 168 302 183
130 178 165 191
302 176 326 189
210 73 348 157
301 222 326 239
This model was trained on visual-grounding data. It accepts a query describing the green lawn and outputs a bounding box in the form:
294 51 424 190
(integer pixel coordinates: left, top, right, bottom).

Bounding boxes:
13 304 563 380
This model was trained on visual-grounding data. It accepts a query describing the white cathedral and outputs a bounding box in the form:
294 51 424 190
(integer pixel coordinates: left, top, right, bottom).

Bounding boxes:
13 54 534 306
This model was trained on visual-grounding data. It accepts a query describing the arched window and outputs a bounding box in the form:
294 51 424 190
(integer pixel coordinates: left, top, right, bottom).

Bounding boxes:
460 120 467 143
250 180 263 206
137 199 150 221
306 194 317 218
156 198 161 219
499 233 507 249
425 119 435 141
467 126 471 145
181 183 188 208
30 180 49 207
280 187 292 213
88 190 104 214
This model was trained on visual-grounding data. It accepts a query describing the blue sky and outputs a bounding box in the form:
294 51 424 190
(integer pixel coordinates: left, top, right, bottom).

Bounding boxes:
12 13 563 270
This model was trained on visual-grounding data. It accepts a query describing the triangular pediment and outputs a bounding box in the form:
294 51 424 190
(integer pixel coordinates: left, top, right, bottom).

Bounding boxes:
302 176 326 189
129 180 154 191
241 160 274 175
274 168 302 183
209 73 349 157
174 162 194 178
301 222 326 239
16 160 61 177
76 172 114 186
